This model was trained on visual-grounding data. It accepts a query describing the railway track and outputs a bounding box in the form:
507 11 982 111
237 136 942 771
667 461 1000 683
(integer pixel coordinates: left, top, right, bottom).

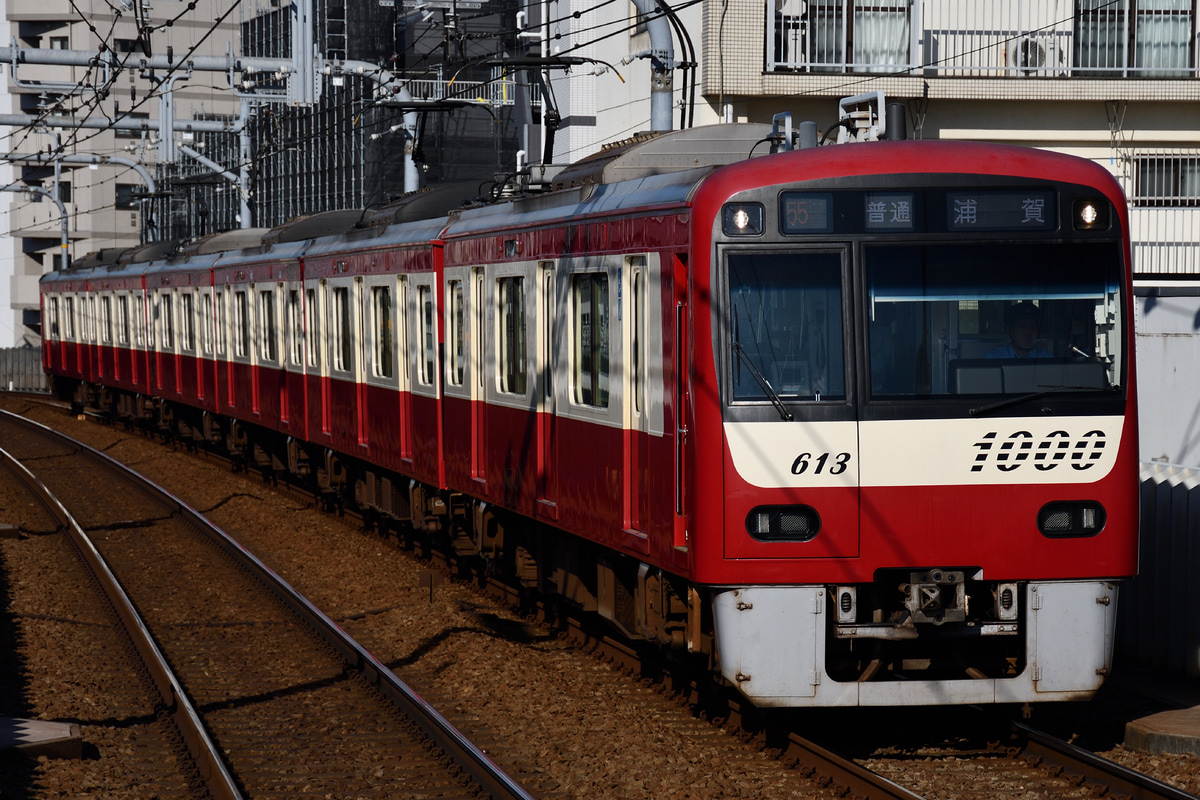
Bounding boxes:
0 408 535 799
4 396 1199 800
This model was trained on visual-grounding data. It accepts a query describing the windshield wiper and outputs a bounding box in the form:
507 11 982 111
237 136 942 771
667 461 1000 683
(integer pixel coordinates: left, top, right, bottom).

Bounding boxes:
733 341 793 421
968 384 1114 418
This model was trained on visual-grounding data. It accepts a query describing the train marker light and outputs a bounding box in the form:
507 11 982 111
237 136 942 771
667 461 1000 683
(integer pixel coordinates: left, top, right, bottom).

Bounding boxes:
745 505 820 541
723 203 764 236
1037 501 1106 537
1073 198 1108 231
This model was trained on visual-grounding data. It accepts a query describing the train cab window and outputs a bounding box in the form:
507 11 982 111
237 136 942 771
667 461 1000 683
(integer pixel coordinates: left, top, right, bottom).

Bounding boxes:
497 276 526 394
419 285 436 386
332 286 353 373
100 296 113 344
447 280 465 387
259 289 278 363
160 293 175 349
63 297 75 340
571 273 609 408
727 251 845 403
234 291 250 357
117 295 131 346
371 285 394 379
305 288 320 368
865 242 1125 399
181 292 196 352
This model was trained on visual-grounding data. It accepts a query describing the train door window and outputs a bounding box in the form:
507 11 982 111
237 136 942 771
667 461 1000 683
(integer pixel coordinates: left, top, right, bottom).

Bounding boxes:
117 295 130 346
63 297 75 340
571 272 608 408
305 287 320 368
234 290 250 357
287 290 303 366
259 288 278 363
200 292 214 355
83 297 94 343
181 292 196 352
498 276 526 394
161 293 175 349
727 251 845 403
215 289 228 356
447 279 464 387
418 284 436 386
100 296 113 344
541 265 555 403
396 277 408 388
370 285 394 379
629 256 647 414
133 295 144 347
332 286 353 373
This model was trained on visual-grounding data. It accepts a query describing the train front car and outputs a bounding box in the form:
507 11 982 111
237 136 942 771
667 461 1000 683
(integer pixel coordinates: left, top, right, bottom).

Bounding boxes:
690 141 1138 707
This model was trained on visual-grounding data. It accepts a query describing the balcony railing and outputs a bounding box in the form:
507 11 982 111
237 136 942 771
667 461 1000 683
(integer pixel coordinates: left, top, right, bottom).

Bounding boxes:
767 0 1198 78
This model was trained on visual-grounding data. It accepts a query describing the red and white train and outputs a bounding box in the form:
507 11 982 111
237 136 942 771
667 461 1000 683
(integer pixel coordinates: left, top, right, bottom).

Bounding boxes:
41 122 1139 707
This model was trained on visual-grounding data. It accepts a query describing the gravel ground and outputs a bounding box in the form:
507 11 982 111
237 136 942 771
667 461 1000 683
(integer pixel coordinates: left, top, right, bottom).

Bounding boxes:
3 398 1200 798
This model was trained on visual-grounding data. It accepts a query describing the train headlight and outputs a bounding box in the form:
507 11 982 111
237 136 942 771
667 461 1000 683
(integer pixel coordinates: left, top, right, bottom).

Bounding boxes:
1073 198 1109 231
745 505 820 542
723 203 765 236
1037 501 1106 537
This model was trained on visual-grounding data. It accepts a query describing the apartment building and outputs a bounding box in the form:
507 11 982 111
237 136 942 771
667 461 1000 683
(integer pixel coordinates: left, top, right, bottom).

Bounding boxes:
0 0 241 348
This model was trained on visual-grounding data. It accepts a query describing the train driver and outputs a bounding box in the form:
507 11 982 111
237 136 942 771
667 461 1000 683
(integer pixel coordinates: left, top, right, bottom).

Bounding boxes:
986 301 1052 359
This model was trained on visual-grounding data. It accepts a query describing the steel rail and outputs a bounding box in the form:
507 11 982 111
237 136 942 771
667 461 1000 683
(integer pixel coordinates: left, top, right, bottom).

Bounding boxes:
0 432 243 800
0 409 536 800
1012 720 1200 800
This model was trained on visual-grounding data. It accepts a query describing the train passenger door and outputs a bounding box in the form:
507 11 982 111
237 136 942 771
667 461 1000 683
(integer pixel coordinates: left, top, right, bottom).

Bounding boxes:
624 256 652 537
470 266 488 489
536 261 558 518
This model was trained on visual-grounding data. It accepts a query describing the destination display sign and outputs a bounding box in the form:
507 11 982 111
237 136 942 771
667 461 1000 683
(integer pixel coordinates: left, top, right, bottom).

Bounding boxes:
947 190 1056 231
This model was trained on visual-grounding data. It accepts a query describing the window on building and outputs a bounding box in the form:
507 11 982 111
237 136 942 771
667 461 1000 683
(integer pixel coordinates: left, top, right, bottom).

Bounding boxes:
774 0 911 71
572 273 609 407
1074 0 1194 76
49 36 68 49
1134 154 1200 206
447 280 464 386
115 112 150 139
371 285 394 379
115 183 141 210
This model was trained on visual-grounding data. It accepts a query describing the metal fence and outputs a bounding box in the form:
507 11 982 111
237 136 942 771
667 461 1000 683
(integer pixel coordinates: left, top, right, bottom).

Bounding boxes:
0 348 48 393
1118 462 1200 674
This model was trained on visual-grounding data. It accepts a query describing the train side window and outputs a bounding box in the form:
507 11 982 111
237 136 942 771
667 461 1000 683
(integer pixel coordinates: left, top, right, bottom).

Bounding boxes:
371 285 394 379
418 285 436 386
100 296 113 344
64 297 75 340
181 292 196 352
332 286 353 372
287 290 302 366
117 295 130 346
215 290 227 355
497 276 526 394
48 297 60 339
305 288 320 368
234 291 250 357
259 289 278 362
571 272 609 408
446 280 464 387
161 293 175 349
133 296 144 347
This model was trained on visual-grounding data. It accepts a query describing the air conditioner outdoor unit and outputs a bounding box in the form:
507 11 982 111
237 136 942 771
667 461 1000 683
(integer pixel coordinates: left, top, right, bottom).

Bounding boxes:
1009 37 1046 73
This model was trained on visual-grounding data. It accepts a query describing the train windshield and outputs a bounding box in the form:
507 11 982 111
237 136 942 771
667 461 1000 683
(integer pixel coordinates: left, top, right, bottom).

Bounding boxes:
867 241 1124 399
728 251 846 402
